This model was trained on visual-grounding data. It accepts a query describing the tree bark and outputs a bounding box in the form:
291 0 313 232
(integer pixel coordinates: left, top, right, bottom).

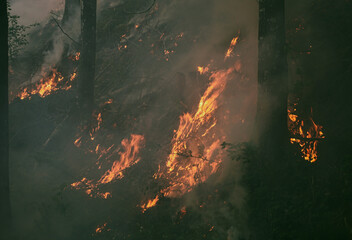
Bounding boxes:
0 0 11 237
78 0 96 120
255 0 288 158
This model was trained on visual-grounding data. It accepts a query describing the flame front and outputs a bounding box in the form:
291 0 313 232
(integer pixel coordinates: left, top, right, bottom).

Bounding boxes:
15 52 79 101
16 67 77 100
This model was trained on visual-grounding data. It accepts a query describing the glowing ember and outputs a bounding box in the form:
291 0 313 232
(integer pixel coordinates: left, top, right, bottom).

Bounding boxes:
95 223 107 233
179 206 187 219
225 36 239 60
140 196 159 213
288 103 325 162
69 52 80 61
197 66 209 75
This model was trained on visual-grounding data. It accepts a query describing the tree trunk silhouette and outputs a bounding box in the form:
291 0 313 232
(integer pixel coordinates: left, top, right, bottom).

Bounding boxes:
255 0 288 158
250 1 288 239
78 0 96 120
0 0 11 237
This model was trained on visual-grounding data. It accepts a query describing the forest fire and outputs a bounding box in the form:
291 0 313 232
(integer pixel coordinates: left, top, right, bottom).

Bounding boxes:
139 36 239 212
157 67 234 198
197 66 209 75
225 36 239 60
70 177 111 199
71 133 145 198
14 51 80 101
7 0 348 238
141 66 235 211
288 103 325 162
98 134 145 184
140 196 159 213
15 68 77 100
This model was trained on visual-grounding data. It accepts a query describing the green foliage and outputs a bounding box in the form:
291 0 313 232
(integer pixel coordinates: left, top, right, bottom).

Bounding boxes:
7 3 38 62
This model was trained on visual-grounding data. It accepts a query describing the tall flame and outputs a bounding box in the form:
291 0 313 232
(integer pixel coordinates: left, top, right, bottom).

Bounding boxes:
140 35 239 212
154 67 234 200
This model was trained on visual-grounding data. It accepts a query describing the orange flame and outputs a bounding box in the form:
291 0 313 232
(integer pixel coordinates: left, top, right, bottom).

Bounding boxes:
95 222 107 233
69 52 80 61
140 36 240 210
197 66 209 75
225 36 239 60
71 134 144 189
16 68 76 100
140 196 159 213
98 134 145 184
154 66 234 199
288 104 325 162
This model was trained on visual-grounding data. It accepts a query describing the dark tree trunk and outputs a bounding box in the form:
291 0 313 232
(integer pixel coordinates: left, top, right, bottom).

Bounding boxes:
78 0 96 120
62 0 81 24
0 0 11 237
249 1 288 239
255 0 288 158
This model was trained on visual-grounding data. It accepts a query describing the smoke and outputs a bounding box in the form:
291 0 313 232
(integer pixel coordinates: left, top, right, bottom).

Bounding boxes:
10 0 258 239
9 0 64 25
30 3 81 84
119 0 258 237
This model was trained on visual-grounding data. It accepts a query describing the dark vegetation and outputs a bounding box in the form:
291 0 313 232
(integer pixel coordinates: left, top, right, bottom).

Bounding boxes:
1 0 10 238
244 1 352 239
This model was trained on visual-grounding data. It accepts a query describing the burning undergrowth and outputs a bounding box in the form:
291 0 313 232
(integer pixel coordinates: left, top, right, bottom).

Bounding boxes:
12 51 79 101
10 0 258 239
70 99 145 199
144 65 237 208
